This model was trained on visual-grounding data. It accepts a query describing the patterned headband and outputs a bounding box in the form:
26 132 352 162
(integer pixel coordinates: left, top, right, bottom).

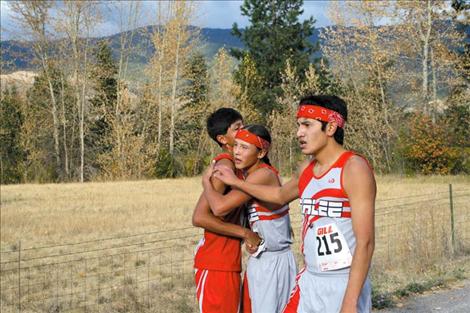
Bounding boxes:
297 104 345 128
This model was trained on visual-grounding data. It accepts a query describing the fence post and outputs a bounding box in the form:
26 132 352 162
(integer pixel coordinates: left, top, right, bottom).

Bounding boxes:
147 252 150 309
84 259 88 313
18 241 21 313
449 184 455 255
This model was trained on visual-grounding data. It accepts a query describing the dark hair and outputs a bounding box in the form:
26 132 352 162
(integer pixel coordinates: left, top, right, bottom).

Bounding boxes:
243 124 272 166
299 95 348 145
206 108 243 146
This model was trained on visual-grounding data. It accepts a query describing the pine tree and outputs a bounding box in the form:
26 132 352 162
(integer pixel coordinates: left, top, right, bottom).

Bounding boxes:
0 87 25 184
209 48 238 110
90 41 118 113
233 53 263 123
87 40 118 175
177 52 210 175
231 0 319 115
184 53 209 108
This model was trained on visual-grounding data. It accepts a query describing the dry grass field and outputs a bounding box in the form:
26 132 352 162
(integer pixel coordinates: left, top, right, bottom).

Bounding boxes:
1 177 202 246
1 175 470 312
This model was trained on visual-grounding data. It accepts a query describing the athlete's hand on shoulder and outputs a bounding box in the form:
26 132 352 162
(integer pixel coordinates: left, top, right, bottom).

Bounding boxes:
213 164 239 186
202 160 216 185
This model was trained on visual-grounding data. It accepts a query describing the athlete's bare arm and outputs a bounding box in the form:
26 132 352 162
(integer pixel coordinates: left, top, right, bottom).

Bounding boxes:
212 160 311 206
192 159 261 247
340 156 376 313
202 166 278 217
192 195 260 247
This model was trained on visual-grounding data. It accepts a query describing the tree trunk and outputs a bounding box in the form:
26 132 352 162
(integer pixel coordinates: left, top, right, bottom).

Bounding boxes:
422 42 429 113
41 52 61 177
72 33 82 182
80 36 89 183
60 74 69 179
156 3 167 153
157 51 164 150
169 28 181 156
69 5 84 182
418 0 432 113
374 61 392 171
431 46 437 123
46 78 61 176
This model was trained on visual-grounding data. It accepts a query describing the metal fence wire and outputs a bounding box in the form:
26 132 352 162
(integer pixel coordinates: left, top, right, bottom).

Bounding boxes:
1 185 469 313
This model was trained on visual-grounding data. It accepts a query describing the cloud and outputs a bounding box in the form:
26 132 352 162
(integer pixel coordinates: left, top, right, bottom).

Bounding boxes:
194 1 332 29
0 0 333 41
194 1 249 29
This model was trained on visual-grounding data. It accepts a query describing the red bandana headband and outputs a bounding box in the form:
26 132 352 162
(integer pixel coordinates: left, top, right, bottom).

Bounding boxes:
235 129 271 150
296 104 345 128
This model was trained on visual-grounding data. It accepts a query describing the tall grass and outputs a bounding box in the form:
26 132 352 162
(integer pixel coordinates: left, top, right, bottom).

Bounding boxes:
1 175 469 312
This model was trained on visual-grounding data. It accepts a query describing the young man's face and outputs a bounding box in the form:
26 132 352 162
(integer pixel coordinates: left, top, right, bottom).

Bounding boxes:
224 119 244 148
233 138 260 170
296 117 328 155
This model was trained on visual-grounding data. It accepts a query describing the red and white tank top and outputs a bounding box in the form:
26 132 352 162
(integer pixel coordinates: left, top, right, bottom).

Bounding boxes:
298 151 360 274
194 153 245 272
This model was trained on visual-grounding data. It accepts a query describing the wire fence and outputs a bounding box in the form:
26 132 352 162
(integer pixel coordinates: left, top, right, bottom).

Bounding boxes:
1 185 469 312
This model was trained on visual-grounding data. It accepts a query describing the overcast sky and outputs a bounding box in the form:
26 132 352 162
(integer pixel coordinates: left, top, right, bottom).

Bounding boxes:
0 0 332 40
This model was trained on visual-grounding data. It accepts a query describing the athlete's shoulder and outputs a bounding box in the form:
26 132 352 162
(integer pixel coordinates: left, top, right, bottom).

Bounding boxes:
213 152 233 162
257 165 279 179
343 154 375 187
343 153 376 205
344 154 373 174
246 166 276 184
213 153 235 169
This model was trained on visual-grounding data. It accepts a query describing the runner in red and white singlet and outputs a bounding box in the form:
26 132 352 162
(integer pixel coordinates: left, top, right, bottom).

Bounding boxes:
194 152 245 313
192 109 261 313
282 151 372 313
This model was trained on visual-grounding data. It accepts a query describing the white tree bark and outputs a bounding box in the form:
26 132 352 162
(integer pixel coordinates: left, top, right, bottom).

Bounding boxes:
169 29 181 156
417 0 433 113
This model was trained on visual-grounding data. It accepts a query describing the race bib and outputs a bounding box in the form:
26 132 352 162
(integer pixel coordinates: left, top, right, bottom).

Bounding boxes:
313 223 352 271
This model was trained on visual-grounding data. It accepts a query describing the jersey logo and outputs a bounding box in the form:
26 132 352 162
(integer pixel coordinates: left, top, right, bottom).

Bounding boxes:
328 178 335 184
247 205 259 223
300 198 344 218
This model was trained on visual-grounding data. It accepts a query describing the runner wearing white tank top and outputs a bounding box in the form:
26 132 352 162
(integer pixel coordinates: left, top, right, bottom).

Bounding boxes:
243 163 296 313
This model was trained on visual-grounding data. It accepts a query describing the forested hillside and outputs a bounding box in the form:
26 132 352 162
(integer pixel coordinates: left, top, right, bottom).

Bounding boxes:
1 0 468 184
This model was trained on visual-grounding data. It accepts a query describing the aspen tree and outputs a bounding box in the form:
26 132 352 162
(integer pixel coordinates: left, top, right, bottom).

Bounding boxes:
392 0 465 119
10 1 61 176
56 1 100 182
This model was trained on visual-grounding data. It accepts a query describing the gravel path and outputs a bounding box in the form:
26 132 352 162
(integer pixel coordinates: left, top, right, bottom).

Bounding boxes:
374 279 470 313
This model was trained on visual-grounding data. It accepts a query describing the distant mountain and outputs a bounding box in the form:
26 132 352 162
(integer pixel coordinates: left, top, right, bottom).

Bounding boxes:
2 22 466 86
0 25 321 75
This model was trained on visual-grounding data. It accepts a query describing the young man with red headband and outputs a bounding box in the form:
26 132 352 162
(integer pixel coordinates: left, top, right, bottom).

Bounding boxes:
192 108 261 313
213 96 376 313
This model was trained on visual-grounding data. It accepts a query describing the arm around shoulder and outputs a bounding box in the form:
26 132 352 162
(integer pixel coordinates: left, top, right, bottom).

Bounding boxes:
213 165 300 205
